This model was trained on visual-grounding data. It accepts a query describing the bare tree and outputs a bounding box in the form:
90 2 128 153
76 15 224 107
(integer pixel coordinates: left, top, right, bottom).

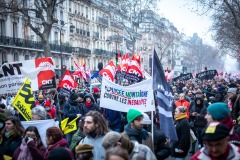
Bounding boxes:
115 0 158 54
191 0 240 60
0 0 75 57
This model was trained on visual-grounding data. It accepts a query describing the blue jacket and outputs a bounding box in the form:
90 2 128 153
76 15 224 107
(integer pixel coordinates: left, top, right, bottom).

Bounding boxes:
63 99 81 121
105 109 122 130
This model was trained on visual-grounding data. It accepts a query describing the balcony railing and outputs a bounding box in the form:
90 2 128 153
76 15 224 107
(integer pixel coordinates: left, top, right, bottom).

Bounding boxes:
92 32 99 39
0 35 73 53
96 17 108 26
75 47 91 56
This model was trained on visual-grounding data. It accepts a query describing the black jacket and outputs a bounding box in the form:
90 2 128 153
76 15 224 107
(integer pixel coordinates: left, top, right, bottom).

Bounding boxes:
81 93 101 116
171 118 190 158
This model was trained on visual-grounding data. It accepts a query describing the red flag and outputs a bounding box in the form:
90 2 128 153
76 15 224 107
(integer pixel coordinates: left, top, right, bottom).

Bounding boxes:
58 70 78 90
99 61 116 81
126 58 143 78
74 61 88 81
121 54 130 72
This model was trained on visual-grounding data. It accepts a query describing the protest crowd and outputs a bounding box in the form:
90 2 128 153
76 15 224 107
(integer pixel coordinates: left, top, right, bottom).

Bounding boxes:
1 52 240 160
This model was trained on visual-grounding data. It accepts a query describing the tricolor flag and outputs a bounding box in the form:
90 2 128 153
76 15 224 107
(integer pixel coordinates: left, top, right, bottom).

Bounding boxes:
152 48 178 141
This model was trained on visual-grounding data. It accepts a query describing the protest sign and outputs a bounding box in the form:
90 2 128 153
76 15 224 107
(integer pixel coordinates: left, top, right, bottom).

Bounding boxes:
12 77 34 121
21 119 59 147
100 77 155 112
0 57 56 94
196 70 218 80
173 73 193 81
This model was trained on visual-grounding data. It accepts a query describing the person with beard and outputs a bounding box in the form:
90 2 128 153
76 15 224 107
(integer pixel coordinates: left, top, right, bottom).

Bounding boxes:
56 94 66 121
189 97 207 154
63 92 81 145
92 88 100 105
81 93 101 116
79 111 108 160
122 109 153 151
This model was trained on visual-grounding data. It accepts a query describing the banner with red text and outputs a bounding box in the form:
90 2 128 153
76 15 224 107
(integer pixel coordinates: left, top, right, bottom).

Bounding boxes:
0 57 56 94
100 77 155 112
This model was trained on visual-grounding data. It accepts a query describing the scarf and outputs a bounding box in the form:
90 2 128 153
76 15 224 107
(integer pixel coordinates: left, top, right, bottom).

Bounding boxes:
120 135 134 155
219 116 234 130
174 112 187 120
17 138 33 160
4 130 14 138
85 101 93 108
124 124 149 144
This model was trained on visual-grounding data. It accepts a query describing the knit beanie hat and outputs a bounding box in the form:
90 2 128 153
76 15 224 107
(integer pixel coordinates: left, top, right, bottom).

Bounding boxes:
70 93 79 101
142 112 151 124
44 101 51 107
38 94 44 100
78 92 85 99
102 131 121 149
207 103 229 121
228 88 237 94
47 147 72 160
58 94 65 99
93 87 100 93
127 109 143 123
201 122 230 141
75 144 94 154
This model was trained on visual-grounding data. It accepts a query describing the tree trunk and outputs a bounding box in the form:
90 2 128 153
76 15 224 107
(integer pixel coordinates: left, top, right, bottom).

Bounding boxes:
42 40 51 57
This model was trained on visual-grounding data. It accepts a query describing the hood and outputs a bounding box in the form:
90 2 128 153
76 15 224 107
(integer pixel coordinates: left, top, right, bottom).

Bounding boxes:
84 93 95 102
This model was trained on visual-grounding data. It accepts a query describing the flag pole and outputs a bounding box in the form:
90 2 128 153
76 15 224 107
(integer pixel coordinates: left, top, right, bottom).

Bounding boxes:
151 47 155 149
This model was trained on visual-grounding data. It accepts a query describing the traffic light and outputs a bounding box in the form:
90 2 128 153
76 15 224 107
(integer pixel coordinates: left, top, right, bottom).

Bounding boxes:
116 53 121 65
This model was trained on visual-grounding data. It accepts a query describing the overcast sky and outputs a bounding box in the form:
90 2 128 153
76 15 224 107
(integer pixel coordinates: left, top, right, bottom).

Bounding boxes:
158 0 214 45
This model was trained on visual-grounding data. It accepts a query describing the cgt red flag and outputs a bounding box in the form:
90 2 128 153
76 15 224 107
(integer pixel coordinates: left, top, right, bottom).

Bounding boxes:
58 70 78 90
99 61 116 81
121 54 130 72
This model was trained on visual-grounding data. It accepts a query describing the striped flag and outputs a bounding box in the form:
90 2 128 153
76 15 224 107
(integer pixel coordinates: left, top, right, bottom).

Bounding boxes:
152 49 178 141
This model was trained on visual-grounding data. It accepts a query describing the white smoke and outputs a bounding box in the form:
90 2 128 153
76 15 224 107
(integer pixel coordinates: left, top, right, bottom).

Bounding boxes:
224 55 239 73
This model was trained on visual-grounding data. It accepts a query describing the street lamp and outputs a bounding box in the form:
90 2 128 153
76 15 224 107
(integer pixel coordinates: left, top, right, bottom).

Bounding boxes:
60 22 75 79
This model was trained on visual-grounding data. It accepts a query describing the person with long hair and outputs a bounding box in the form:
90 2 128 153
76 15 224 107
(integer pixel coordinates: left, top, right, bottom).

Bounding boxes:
79 111 108 160
13 126 46 160
44 126 74 159
0 116 25 159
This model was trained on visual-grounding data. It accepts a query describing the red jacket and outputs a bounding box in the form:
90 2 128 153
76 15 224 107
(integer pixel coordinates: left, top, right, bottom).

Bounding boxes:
44 138 73 160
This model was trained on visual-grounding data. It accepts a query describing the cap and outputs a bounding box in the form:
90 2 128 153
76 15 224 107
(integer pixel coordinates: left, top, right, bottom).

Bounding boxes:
201 122 230 141
195 89 202 94
102 131 121 149
75 144 94 154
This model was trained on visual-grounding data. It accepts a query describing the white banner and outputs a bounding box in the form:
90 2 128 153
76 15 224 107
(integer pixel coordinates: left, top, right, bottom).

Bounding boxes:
0 57 56 94
100 77 155 112
21 119 59 147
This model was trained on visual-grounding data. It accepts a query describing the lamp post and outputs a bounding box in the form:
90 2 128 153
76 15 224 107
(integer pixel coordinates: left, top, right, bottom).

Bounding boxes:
60 22 75 79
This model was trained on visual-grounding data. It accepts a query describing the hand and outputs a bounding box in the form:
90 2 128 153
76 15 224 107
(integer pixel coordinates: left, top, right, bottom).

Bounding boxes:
178 149 184 153
25 137 34 144
77 114 81 117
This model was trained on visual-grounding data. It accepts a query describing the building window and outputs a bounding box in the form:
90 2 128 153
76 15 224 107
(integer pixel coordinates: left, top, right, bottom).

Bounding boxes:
86 7 88 18
2 51 7 64
69 1 72 12
24 25 29 40
13 22 18 38
54 32 58 44
60 10 63 21
13 53 19 61
24 55 30 60
0 20 5 35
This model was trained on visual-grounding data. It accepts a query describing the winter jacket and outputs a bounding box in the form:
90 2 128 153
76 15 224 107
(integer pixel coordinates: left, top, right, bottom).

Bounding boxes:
69 129 85 153
130 142 157 160
171 118 190 158
44 138 73 160
12 139 46 160
0 135 22 158
81 93 101 116
63 99 81 121
190 98 207 131
122 124 153 151
79 135 105 160
105 109 122 131
191 143 240 160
